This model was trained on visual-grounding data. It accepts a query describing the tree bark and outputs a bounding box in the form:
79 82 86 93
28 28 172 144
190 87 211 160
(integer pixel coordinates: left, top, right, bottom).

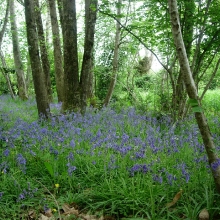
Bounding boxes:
9 0 28 100
0 0 9 46
34 0 53 102
24 0 50 118
48 0 64 103
103 0 122 106
61 0 80 112
80 0 98 113
0 0 15 99
0 50 15 99
57 0 64 36
45 1 51 47
168 0 220 193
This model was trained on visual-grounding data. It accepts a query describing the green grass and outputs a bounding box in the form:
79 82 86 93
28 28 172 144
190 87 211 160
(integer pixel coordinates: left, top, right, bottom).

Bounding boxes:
202 89 220 116
1 93 220 219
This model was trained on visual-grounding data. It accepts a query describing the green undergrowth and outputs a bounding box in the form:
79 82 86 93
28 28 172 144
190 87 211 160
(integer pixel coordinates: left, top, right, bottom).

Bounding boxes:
1 94 220 219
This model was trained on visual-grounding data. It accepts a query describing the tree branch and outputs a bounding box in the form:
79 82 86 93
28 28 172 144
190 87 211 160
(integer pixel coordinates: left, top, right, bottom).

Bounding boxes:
98 8 172 75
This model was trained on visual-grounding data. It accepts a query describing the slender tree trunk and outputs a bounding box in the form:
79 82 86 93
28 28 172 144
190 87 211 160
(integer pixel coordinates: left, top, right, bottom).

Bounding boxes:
9 0 28 100
0 50 15 99
170 0 195 119
168 0 220 193
45 1 51 47
24 0 50 118
57 0 64 35
25 55 32 94
80 0 98 114
200 57 220 101
103 0 122 106
0 0 14 98
61 0 80 112
34 0 53 102
48 0 64 102
0 0 9 46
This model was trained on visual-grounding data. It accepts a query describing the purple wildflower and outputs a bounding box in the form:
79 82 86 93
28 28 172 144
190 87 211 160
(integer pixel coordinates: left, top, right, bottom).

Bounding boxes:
0 192 3 200
129 164 149 176
152 174 163 184
17 185 38 202
3 148 10 157
67 152 74 161
70 139 75 148
17 154 26 166
18 193 25 201
67 163 76 176
17 153 26 173
211 159 220 172
166 172 176 185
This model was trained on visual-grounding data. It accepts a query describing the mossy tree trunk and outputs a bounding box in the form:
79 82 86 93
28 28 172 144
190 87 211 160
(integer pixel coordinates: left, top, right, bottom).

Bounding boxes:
24 0 50 118
34 0 53 102
80 0 98 113
9 0 28 100
61 0 80 112
48 0 64 103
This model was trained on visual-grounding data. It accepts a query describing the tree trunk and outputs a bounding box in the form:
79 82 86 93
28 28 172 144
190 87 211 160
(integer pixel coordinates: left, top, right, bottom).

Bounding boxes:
57 0 64 36
24 0 50 118
34 0 53 102
168 0 220 193
0 0 9 46
80 0 98 114
171 0 195 120
200 57 220 101
61 0 80 112
0 0 14 99
0 50 15 99
9 0 28 100
45 1 51 47
48 0 64 103
103 0 122 106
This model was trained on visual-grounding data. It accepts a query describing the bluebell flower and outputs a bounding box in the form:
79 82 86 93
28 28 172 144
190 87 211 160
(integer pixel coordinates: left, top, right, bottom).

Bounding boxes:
166 172 176 185
3 148 10 157
17 153 27 173
17 154 26 165
67 163 76 176
135 151 145 159
18 193 25 200
67 152 74 161
129 164 149 176
70 139 75 148
211 159 220 172
152 174 163 184
0 192 3 200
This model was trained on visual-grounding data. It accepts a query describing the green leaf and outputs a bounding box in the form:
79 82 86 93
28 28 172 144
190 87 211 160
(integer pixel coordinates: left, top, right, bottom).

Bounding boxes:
192 106 203 113
43 161 54 178
188 98 199 107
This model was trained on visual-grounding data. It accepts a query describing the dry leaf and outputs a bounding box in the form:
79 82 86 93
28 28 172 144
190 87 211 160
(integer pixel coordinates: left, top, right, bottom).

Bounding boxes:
79 213 97 220
62 203 79 216
28 210 36 219
199 208 209 220
166 189 183 208
38 213 50 220
44 208 53 217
